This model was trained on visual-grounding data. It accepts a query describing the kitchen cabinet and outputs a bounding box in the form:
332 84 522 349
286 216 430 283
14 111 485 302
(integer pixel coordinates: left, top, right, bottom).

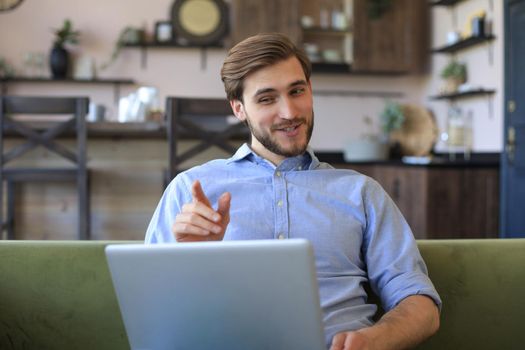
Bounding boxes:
352 0 430 73
299 0 353 72
230 0 429 74
230 0 301 46
338 162 499 239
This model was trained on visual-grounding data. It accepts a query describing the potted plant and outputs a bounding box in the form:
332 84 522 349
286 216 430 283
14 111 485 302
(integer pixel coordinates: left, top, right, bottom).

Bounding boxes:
368 0 392 19
380 101 405 136
0 57 16 78
380 101 406 158
100 26 144 71
49 19 80 79
440 60 467 93
343 102 404 161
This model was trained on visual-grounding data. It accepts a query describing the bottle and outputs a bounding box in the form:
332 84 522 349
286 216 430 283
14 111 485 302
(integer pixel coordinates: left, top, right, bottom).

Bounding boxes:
320 2 330 29
446 105 465 160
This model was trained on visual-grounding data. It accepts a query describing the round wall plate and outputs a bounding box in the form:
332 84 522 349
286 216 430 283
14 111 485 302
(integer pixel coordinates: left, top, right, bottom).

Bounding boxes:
0 0 24 12
171 0 228 46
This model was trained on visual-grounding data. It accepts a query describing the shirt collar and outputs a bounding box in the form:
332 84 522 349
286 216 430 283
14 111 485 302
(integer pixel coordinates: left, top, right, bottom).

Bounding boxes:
227 143 321 170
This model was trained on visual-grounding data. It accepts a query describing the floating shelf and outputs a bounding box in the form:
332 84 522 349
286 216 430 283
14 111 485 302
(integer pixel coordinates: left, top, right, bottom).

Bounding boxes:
312 62 351 73
430 88 496 100
430 0 466 6
311 63 408 76
1 77 134 84
302 27 352 36
432 35 496 54
1 77 136 103
123 42 223 49
122 42 224 70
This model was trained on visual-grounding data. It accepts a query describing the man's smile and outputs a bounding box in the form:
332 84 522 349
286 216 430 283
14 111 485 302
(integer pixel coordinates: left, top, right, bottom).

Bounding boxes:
271 120 306 137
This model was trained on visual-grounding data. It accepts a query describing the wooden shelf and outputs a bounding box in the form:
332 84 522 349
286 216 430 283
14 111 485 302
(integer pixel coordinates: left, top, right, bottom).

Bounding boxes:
1 77 135 84
302 27 351 36
311 63 408 76
312 62 351 73
430 0 465 6
122 42 224 70
123 42 223 49
432 35 496 54
1 77 136 103
430 88 496 100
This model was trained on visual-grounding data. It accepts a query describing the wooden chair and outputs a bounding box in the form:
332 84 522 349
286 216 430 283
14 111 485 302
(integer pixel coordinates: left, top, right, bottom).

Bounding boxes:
164 96 249 185
0 96 90 240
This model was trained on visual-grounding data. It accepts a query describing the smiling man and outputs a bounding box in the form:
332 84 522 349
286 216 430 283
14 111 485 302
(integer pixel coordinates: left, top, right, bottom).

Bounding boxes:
145 33 441 349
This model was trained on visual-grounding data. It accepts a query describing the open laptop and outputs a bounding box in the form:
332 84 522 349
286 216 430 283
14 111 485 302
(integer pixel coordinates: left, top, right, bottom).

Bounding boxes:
105 239 326 350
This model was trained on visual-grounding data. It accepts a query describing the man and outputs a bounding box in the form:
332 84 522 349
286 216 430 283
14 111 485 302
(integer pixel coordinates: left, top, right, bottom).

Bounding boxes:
146 33 441 350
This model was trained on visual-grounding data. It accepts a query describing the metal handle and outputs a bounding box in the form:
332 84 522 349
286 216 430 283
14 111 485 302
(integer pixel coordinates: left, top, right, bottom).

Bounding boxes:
506 126 516 164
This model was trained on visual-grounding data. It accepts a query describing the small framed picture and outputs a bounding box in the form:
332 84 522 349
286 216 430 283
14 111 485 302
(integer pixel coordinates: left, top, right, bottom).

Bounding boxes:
155 21 173 43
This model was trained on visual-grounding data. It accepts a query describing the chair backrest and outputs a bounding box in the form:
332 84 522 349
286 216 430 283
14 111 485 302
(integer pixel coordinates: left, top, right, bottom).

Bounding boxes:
0 96 89 170
165 96 249 180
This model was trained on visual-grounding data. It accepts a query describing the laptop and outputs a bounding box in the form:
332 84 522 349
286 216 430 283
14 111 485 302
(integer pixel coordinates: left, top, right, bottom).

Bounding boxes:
105 239 326 350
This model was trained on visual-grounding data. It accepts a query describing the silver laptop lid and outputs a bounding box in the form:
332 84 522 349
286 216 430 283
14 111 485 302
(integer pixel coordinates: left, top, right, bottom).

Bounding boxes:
106 239 326 350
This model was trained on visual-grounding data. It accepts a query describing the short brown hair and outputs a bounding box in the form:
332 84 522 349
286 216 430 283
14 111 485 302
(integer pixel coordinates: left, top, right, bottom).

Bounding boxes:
221 33 311 102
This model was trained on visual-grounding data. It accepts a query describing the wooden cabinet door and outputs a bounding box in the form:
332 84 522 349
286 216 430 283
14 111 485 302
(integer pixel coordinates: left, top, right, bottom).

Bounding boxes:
230 0 301 46
352 0 429 73
373 166 429 239
426 168 499 239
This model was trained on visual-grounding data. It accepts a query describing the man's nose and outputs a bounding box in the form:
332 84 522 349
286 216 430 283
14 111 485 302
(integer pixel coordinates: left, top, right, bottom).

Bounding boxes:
278 97 299 120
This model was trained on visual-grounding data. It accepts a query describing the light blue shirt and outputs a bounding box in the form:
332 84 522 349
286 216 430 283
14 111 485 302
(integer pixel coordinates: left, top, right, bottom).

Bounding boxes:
145 143 441 344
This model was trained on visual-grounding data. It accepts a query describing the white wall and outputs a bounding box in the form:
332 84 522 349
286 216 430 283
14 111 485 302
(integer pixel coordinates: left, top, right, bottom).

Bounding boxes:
0 0 504 152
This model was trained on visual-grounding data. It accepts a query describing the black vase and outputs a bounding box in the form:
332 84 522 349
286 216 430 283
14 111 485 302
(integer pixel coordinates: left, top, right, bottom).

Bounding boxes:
49 45 69 79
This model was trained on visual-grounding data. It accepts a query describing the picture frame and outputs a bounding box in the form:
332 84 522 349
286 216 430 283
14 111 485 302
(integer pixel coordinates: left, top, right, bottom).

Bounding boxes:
155 21 173 43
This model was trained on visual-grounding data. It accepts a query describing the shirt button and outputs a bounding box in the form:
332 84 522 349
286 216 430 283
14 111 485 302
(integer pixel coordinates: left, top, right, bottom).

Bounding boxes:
276 171 281 177
298 166 302 170
278 234 285 240
277 200 283 207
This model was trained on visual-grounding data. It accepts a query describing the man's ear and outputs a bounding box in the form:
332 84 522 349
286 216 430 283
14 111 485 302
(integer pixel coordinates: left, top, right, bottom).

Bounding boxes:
230 99 246 122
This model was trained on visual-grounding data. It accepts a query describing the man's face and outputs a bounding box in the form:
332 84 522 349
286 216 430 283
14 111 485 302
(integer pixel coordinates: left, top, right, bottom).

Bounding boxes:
230 56 314 165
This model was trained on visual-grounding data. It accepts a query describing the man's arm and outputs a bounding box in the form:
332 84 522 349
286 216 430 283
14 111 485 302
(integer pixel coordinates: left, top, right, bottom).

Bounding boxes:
330 295 439 350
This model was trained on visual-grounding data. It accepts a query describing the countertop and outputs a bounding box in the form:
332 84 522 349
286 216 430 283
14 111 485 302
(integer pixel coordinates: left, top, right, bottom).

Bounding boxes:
317 152 500 168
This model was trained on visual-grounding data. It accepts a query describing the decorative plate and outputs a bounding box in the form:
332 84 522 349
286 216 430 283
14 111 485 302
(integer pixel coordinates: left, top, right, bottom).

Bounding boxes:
389 104 439 157
0 0 24 12
171 0 228 46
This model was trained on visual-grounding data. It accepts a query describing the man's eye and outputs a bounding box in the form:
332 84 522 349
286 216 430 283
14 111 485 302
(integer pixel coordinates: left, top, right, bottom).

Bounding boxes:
258 97 275 104
291 88 305 96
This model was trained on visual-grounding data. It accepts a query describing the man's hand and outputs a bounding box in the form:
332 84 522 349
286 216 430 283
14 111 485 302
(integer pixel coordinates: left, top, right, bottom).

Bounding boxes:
173 180 231 242
330 331 372 350
329 295 439 350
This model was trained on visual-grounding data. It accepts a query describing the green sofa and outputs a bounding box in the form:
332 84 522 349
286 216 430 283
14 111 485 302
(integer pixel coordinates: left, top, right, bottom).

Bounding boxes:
1 239 524 349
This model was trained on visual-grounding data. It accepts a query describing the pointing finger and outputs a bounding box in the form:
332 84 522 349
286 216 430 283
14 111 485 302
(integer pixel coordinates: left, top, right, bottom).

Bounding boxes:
191 180 211 207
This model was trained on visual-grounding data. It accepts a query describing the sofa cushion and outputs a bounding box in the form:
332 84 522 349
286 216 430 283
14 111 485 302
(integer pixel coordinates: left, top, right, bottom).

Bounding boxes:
0 241 130 350
417 239 525 350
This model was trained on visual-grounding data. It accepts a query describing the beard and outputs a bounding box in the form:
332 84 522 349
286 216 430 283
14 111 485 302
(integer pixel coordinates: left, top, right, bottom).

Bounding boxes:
244 111 314 158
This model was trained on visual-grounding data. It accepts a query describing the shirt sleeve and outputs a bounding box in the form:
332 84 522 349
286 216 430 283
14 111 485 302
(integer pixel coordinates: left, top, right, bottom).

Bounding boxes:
144 174 193 244
361 178 442 311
